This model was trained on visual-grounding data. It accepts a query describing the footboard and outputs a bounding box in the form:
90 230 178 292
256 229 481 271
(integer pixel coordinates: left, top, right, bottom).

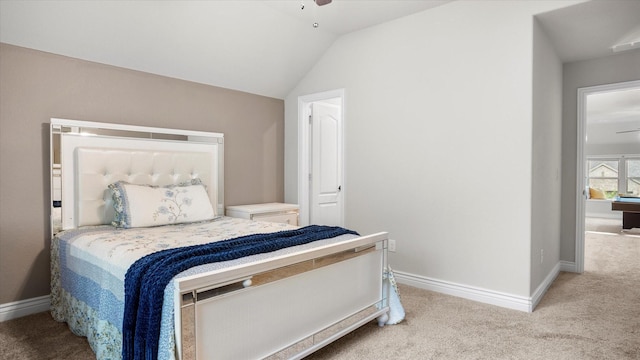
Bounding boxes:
174 232 389 360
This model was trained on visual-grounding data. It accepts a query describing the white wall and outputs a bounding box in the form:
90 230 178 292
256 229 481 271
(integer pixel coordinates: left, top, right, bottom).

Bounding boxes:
585 143 640 156
585 200 622 219
531 19 563 294
285 1 579 301
560 50 640 263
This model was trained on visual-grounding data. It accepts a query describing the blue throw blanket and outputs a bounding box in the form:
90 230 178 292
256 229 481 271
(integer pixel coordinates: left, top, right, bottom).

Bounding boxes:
122 225 358 360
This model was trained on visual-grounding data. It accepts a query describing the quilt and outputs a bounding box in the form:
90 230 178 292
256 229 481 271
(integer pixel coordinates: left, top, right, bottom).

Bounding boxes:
51 217 357 360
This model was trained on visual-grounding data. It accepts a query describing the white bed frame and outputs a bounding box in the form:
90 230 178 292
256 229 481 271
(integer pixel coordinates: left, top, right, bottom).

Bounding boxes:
50 118 389 360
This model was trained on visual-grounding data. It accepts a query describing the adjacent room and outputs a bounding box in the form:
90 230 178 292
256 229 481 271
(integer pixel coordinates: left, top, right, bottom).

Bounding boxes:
583 85 640 233
1 0 639 359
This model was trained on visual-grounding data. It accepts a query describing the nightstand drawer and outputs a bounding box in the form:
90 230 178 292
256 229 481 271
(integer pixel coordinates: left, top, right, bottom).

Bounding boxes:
252 212 298 225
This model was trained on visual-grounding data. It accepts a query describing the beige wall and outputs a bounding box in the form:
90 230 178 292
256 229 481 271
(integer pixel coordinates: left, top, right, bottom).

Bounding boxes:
0 43 285 304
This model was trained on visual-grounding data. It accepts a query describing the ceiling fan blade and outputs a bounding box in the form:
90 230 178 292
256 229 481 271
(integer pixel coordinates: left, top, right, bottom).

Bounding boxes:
616 128 640 134
315 0 332 6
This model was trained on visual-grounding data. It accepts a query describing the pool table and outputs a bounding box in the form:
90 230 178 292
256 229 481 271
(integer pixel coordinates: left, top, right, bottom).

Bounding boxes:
611 197 640 230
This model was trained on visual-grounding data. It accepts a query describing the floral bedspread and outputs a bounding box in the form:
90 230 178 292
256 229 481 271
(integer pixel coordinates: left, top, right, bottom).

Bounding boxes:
51 217 354 360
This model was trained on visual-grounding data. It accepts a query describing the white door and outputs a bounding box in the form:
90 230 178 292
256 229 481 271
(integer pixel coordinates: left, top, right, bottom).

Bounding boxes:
310 101 343 226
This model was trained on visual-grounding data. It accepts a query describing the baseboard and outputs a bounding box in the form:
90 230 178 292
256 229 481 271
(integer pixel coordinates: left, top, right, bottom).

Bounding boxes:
1 263 574 321
394 271 533 312
0 295 50 322
560 260 577 273
530 262 561 311
395 261 567 313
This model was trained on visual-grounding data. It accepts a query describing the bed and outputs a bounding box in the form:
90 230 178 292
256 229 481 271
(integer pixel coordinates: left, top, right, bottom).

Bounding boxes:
49 118 391 360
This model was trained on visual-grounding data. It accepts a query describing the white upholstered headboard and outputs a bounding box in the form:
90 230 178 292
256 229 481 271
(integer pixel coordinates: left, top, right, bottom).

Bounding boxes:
51 118 224 231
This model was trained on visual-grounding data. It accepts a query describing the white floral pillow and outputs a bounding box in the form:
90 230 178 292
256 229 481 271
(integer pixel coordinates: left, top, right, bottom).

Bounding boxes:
108 179 215 228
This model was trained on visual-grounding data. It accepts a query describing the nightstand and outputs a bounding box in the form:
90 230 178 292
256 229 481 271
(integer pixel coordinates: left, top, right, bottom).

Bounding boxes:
226 203 299 226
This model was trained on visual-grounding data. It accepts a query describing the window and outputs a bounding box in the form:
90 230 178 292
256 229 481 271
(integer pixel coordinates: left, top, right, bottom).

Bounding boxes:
587 156 640 199
588 159 618 199
627 159 640 195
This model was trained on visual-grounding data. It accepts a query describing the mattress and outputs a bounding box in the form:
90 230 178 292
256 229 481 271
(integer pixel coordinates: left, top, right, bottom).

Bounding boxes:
50 217 356 360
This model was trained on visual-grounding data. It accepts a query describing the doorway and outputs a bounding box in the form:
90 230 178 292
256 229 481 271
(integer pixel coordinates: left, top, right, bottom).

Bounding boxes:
575 80 640 273
297 89 345 226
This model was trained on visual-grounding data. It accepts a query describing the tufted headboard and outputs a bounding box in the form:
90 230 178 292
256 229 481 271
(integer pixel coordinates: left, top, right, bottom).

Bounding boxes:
52 119 224 231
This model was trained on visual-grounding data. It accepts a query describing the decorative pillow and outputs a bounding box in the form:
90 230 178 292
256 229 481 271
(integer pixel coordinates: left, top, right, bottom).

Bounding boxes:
589 187 606 200
108 179 215 228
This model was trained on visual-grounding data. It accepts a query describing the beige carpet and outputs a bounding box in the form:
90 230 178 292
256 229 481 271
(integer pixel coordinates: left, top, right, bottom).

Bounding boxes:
308 221 640 360
2 219 639 359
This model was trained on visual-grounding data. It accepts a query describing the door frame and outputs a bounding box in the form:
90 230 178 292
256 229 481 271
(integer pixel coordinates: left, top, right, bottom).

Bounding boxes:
575 79 640 273
297 89 345 226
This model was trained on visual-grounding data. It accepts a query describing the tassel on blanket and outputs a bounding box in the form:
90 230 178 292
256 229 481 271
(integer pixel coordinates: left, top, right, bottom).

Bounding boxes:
382 266 405 325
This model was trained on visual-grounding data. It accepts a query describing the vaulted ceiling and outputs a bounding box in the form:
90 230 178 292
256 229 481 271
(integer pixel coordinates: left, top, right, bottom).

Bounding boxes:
1 0 639 102
0 0 451 99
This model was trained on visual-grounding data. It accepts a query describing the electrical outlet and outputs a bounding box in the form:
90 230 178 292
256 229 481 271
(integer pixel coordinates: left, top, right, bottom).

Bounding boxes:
388 239 396 252
540 249 544 264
